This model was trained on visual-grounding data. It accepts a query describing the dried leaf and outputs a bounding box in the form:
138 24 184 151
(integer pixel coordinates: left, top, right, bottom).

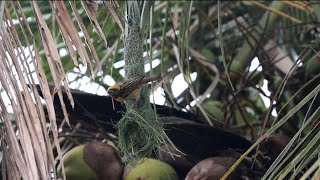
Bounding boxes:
53 1 94 76
69 1 101 74
103 1 124 32
83 0 98 14
31 1 74 120
30 1 77 179
0 35 36 180
82 1 108 48
3 8 50 180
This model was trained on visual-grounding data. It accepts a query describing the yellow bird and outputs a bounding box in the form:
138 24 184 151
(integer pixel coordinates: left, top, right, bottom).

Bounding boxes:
107 74 161 102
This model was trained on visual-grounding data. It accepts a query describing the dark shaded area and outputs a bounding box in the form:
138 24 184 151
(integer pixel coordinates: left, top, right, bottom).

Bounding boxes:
39 85 251 151
162 117 252 160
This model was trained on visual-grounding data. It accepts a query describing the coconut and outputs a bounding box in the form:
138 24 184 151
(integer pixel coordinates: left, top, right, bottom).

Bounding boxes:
58 142 124 180
58 145 96 180
124 158 179 180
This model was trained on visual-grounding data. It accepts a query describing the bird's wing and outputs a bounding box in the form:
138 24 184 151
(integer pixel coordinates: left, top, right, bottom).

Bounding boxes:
119 75 145 98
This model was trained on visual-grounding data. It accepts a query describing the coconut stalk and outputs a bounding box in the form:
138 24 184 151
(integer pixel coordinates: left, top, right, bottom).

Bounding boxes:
229 1 286 73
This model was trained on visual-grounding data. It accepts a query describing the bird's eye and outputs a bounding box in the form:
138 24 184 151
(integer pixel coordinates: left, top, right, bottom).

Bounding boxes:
108 90 114 95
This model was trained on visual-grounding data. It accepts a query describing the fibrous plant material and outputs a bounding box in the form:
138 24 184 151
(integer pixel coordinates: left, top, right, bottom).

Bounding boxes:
116 1 174 164
116 103 165 163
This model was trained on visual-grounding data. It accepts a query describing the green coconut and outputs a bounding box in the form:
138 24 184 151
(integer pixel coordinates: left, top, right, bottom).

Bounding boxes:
124 158 179 180
58 145 96 180
58 142 124 180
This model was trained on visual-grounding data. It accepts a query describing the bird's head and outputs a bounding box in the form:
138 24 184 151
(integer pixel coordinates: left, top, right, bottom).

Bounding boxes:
107 86 124 102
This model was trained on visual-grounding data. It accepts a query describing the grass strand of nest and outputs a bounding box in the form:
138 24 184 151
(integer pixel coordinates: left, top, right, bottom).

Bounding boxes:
116 101 168 164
